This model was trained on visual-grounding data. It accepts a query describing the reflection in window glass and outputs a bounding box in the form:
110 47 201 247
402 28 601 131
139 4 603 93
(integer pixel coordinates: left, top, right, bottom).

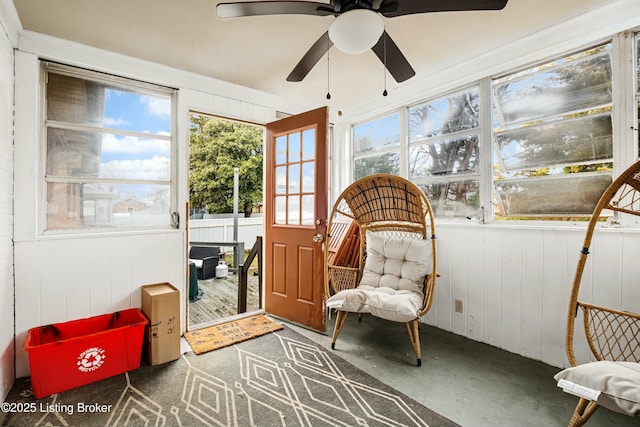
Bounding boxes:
409 87 479 141
495 113 612 172
418 180 480 218
495 174 611 216
493 45 612 125
353 113 399 154
45 64 174 231
409 135 479 178
493 44 613 218
408 87 481 218
354 152 399 180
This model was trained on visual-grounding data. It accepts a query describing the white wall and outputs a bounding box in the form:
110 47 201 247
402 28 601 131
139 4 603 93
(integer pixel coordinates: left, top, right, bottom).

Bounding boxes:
422 223 640 369
12 33 310 378
0 4 16 400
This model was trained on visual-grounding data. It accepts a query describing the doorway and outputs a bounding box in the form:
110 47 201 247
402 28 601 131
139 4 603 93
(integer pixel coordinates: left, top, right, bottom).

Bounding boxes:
187 112 264 330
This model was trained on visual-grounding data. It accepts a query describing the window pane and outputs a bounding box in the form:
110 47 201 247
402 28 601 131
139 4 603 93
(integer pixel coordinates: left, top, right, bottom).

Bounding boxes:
47 73 171 135
494 45 612 125
354 152 400 180
288 195 300 225
302 129 315 161
495 114 612 172
275 166 286 194
353 113 399 154
275 196 286 224
409 134 479 179
288 132 301 163
495 173 611 216
276 136 287 164
302 162 314 192
301 195 314 225
418 179 480 218
288 164 300 193
409 88 479 141
47 128 170 180
47 182 170 230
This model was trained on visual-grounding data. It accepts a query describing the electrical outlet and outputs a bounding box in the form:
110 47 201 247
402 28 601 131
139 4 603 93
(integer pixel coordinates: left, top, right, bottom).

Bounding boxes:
455 299 464 313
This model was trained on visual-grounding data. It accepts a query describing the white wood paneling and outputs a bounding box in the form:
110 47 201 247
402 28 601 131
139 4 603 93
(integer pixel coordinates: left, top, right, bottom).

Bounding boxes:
424 223 640 369
14 232 184 377
0 7 15 400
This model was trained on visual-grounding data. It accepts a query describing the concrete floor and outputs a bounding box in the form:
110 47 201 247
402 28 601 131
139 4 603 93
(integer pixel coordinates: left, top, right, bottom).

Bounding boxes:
286 313 635 427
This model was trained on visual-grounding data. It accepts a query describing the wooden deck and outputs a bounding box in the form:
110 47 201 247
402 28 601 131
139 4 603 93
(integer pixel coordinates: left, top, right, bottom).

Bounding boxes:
188 272 261 329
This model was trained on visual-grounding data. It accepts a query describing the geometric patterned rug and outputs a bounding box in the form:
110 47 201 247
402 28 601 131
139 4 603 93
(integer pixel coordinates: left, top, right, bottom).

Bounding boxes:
1 325 459 427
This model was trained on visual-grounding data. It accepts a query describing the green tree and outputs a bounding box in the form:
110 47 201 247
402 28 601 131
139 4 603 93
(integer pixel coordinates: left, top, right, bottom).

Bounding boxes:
189 115 263 217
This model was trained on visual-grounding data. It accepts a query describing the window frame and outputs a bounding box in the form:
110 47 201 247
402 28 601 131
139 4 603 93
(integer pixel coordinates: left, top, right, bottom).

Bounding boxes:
348 30 640 224
40 62 177 235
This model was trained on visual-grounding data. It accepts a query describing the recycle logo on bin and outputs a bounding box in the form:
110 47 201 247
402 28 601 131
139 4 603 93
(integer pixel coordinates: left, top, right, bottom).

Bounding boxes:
77 347 106 372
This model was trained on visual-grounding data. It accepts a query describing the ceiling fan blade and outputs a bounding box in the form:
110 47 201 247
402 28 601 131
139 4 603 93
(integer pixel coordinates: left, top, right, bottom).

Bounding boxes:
379 0 508 17
287 32 333 82
371 31 415 83
217 1 334 18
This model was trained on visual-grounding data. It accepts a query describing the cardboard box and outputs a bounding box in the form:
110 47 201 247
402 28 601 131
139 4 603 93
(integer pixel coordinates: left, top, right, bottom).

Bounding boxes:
141 282 181 365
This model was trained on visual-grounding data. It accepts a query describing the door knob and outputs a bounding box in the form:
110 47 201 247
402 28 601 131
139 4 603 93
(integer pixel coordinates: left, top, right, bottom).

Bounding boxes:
312 233 324 243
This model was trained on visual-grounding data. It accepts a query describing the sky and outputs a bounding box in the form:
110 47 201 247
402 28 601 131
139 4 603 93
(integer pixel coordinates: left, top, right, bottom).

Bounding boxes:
99 89 172 182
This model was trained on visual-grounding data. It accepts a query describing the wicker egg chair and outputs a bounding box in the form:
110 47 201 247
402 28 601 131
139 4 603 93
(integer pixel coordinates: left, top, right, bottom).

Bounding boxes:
560 161 640 426
324 174 437 366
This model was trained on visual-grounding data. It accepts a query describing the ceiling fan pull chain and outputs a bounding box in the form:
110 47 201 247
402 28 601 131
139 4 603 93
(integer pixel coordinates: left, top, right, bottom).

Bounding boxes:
382 33 388 97
326 36 331 100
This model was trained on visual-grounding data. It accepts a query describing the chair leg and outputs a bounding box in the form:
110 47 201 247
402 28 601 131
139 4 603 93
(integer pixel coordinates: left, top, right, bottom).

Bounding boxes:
331 311 349 350
406 320 422 366
568 398 599 427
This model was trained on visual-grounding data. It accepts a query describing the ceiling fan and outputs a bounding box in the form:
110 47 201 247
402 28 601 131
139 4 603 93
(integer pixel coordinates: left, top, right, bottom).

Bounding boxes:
216 0 508 83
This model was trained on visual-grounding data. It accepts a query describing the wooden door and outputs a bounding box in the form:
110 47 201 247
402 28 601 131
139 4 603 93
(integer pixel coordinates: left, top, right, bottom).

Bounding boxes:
264 107 328 332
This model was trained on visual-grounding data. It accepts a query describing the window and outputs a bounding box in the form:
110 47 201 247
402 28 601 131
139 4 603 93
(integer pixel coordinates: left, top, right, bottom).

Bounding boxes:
492 45 613 218
44 63 175 232
352 112 400 180
408 87 481 218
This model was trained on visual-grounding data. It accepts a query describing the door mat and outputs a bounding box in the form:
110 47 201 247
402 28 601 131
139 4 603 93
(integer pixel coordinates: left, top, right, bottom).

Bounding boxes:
184 314 283 355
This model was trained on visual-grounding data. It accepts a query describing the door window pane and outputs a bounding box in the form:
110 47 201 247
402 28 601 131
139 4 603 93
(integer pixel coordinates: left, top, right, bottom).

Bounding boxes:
302 162 314 192
276 136 287 164
275 196 286 224
302 129 315 160
301 195 314 225
288 164 300 193
288 132 301 162
275 166 286 194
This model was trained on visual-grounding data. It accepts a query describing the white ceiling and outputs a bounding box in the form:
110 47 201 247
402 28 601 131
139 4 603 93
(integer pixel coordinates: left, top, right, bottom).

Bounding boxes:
11 0 624 112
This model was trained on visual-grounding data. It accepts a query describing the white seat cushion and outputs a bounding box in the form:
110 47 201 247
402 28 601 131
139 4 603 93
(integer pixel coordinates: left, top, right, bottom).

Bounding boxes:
326 232 433 323
554 361 640 416
189 259 203 268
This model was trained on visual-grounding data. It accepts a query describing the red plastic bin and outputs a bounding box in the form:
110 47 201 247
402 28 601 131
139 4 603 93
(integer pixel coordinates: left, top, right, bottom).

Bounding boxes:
24 308 149 399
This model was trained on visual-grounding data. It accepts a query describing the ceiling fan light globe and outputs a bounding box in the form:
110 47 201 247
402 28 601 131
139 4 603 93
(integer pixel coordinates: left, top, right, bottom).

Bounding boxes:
328 9 384 54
